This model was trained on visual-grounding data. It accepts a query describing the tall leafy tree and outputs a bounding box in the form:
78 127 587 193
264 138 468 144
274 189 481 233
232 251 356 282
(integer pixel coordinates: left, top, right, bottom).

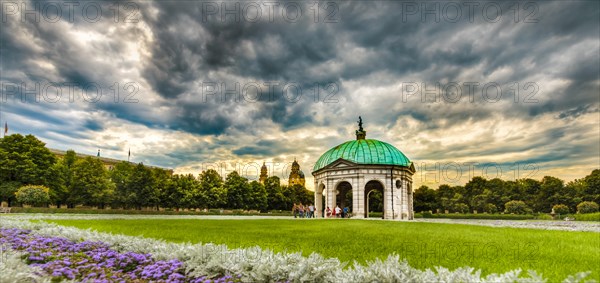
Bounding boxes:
46 161 69 207
413 185 437 212
69 157 114 207
248 181 268 211
110 161 134 208
470 190 491 213
583 169 600 204
181 174 204 209
464 177 487 209
517 178 541 210
501 180 521 210
0 134 57 205
151 167 171 209
283 184 314 210
450 190 467 213
436 184 454 212
225 171 249 209
485 178 506 210
63 150 77 168
162 174 199 210
536 176 565 212
264 176 286 210
49 150 78 207
0 180 20 207
199 169 225 208
126 163 158 209
565 178 586 211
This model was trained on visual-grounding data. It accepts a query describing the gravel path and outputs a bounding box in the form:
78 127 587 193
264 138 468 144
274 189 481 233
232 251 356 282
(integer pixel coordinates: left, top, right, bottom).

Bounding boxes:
414 218 600 232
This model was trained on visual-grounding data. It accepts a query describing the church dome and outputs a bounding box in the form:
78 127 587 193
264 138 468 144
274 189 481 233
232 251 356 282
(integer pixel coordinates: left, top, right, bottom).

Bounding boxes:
313 139 412 172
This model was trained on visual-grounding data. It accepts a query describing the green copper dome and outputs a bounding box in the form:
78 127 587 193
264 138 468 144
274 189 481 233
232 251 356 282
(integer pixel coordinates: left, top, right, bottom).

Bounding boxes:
313 139 412 172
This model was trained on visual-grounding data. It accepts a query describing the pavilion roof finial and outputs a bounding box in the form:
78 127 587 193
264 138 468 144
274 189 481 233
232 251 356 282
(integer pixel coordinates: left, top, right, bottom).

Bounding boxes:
356 116 366 140
358 116 364 131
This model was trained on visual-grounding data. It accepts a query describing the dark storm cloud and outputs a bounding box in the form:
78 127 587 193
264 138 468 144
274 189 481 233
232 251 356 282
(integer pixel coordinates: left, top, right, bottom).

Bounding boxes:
171 102 233 135
233 146 272 156
140 0 598 135
233 140 292 156
83 119 103 131
1 0 598 175
134 1 344 133
6 104 66 126
558 105 598 120
5 0 598 133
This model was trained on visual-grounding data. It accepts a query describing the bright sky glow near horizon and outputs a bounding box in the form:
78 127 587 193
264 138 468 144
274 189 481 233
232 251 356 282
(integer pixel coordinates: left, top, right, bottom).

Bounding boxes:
1 1 599 190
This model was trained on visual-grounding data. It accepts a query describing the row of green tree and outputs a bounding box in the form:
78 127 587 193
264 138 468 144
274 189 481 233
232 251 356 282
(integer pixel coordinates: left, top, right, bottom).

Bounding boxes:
414 170 600 214
2 134 598 214
0 134 313 210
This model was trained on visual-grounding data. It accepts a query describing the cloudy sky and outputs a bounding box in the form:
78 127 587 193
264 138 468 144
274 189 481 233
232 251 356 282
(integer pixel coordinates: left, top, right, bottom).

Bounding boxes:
1 0 598 189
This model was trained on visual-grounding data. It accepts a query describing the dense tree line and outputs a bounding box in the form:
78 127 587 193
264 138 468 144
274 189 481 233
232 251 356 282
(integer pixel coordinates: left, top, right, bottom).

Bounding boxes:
2 134 598 214
0 134 313 210
414 172 600 214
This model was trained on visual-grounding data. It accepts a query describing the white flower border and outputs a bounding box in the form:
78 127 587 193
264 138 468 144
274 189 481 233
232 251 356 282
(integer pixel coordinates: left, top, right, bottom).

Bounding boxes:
0 217 594 283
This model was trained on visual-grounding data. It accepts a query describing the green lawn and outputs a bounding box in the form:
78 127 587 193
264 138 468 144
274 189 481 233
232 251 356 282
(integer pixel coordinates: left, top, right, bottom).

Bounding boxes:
49 219 600 282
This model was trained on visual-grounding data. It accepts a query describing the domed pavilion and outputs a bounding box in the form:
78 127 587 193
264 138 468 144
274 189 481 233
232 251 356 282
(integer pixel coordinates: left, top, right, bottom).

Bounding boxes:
312 117 416 220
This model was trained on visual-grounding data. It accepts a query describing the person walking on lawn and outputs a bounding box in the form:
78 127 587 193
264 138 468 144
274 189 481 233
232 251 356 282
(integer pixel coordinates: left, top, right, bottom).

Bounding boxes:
292 203 298 218
298 203 304 218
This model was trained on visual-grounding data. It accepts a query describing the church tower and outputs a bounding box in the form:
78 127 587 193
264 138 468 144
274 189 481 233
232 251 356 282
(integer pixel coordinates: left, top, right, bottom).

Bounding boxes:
288 159 306 186
259 162 268 184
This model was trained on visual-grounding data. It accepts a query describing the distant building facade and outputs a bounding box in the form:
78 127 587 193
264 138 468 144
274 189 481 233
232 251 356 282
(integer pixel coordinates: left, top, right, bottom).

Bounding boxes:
288 159 306 186
258 160 306 187
50 148 171 173
259 162 268 184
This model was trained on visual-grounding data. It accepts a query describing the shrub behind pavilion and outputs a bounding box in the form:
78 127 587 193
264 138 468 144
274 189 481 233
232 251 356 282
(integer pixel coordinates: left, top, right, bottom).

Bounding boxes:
0 134 598 216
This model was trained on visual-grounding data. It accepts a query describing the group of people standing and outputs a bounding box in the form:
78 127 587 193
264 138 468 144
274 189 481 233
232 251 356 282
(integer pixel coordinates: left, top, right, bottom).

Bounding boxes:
292 203 315 218
292 203 351 218
325 205 350 218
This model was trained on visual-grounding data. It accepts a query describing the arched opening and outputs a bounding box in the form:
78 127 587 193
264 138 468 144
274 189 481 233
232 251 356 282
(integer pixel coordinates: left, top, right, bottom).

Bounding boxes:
335 181 352 218
365 180 384 219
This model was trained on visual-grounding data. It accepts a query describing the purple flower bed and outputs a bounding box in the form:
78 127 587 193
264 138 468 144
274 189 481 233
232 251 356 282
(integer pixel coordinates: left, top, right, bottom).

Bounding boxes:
0 228 241 283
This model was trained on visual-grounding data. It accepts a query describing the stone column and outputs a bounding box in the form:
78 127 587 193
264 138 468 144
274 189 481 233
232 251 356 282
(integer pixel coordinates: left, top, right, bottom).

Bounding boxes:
398 176 405 220
323 191 328 218
390 173 400 220
403 178 409 219
355 173 365 218
326 177 335 218
351 177 361 218
391 177 398 220
384 178 393 220
408 183 414 220
314 179 321 218
399 178 406 220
